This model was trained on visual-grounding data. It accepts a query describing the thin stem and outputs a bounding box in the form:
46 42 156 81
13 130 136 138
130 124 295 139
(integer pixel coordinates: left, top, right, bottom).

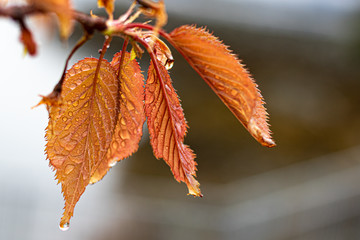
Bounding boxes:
117 38 129 78
0 5 107 33
94 36 113 82
52 32 93 94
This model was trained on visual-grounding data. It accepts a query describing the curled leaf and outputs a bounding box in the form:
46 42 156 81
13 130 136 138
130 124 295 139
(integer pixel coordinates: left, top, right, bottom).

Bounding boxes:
170 25 275 147
145 59 201 196
90 51 145 184
45 58 119 228
144 34 174 69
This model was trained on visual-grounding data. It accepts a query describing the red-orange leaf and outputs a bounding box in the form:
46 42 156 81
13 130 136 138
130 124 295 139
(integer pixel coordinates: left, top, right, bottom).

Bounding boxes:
145 59 201 196
169 25 275 147
45 58 119 229
97 0 114 19
90 51 145 184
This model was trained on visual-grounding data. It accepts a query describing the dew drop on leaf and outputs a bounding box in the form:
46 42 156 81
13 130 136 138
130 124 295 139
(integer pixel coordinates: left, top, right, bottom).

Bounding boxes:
69 83 77 90
64 164 75 175
120 118 126 126
164 84 172 94
126 101 135 111
81 63 91 71
120 130 130 140
112 141 118 149
59 222 70 231
145 94 155 104
147 75 155 84
67 69 76 77
165 60 174 70
109 161 117 167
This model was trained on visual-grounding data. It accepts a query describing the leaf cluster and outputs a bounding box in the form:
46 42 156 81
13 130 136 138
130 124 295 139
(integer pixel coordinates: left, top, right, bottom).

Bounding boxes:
0 0 275 230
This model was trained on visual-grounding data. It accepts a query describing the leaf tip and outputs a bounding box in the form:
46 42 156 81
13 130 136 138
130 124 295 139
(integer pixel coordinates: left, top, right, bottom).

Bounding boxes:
185 173 202 197
59 221 70 231
248 117 276 148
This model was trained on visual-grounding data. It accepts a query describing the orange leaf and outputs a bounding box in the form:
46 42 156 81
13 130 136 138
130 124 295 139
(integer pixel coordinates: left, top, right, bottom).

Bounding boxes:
169 25 275 147
90 51 145 184
97 0 114 19
45 58 119 229
145 59 201 196
29 0 73 38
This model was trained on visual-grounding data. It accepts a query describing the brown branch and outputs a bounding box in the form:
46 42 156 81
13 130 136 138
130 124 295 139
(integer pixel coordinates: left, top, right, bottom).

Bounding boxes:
0 5 107 33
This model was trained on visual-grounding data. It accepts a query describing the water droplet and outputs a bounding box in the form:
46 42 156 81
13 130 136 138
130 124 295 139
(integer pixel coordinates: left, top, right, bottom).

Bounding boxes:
75 118 79 122
120 130 130 140
231 89 238 96
109 161 117 167
147 84 155 93
165 59 174 70
164 84 172 94
84 102 89 108
62 117 68 122
112 141 119 149
127 101 135 111
67 100 72 105
175 122 182 135
121 141 126 147
133 129 138 134
64 164 75 174
67 69 76 77
68 111 73 117
81 63 91 71
145 94 155 104
80 93 87 99
59 222 70 231
73 101 79 107
120 118 126 126
75 79 82 85
69 83 77 90
147 76 155 84
217 85 225 91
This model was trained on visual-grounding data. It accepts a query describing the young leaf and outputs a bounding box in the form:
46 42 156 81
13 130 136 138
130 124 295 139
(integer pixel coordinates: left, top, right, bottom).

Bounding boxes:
145 59 201 196
169 25 275 147
144 34 174 70
97 0 114 19
90 51 145 184
45 58 119 228
30 0 73 38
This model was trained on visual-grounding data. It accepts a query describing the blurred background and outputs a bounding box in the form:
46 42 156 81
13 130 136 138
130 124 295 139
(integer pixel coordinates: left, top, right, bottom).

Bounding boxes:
1 0 360 239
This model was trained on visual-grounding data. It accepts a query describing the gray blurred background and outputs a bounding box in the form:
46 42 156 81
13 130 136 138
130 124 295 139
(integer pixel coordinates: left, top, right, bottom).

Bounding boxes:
1 0 360 239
